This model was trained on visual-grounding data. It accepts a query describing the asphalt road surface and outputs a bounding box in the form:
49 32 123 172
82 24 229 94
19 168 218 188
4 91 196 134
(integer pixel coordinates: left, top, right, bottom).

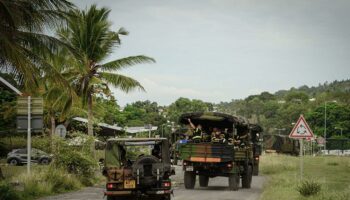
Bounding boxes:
40 166 266 200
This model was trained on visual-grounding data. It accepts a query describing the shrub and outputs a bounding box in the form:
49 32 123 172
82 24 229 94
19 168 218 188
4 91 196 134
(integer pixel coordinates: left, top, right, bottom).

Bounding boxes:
327 161 339 166
44 167 81 193
51 134 97 185
0 181 21 200
15 169 52 198
297 180 321 197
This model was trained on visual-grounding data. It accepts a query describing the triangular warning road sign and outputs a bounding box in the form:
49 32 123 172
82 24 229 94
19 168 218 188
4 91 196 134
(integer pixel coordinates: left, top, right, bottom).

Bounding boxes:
289 115 314 139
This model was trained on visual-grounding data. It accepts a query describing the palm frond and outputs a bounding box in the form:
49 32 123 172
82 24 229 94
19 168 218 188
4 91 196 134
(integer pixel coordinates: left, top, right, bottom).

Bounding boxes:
100 55 155 71
99 72 145 92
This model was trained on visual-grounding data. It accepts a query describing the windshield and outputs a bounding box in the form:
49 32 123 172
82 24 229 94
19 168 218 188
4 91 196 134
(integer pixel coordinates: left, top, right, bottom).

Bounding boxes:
105 140 169 167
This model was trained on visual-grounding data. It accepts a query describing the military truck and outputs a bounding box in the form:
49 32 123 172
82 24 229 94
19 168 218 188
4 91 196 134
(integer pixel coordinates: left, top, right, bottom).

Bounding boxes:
249 124 263 176
170 128 189 165
103 138 174 200
263 134 299 155
178 112 254 191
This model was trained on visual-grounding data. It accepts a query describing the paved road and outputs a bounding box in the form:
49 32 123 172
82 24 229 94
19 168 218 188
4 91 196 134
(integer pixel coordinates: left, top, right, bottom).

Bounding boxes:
40 166 266 200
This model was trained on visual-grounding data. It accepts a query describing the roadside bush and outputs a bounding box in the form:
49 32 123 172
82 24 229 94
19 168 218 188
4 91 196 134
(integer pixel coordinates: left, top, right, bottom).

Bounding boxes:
327 161 339 166
51 134 97 185
10 166 82 199
0 181 21 200
44 167 81 193
297 180 321 197
16 169 52 198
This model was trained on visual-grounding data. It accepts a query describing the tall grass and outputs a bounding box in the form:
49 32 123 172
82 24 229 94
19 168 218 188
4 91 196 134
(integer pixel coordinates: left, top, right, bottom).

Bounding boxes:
260 154 350 200
8 166 82 199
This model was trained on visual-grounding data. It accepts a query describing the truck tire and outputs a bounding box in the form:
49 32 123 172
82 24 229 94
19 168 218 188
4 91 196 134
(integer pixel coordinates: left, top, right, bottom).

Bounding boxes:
242 165 252 188
228 173 239 191
106 196 115 200
199 175 209 187
253 164 259 176
184 171 196 189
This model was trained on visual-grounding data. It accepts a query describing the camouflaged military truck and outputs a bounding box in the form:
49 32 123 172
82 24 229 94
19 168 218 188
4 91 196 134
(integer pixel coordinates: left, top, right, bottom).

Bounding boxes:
178 112 254 191
249 124 263 176
103 138 174 200
263 134 299 155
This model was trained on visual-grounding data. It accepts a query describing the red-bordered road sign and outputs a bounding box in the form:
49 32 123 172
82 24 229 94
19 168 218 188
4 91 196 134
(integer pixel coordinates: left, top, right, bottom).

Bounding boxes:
289 115 314 139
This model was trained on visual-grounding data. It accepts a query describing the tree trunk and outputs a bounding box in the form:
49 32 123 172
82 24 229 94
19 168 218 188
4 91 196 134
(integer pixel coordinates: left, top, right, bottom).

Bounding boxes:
51 115 56 137
87 94 94 136
50 115 55 151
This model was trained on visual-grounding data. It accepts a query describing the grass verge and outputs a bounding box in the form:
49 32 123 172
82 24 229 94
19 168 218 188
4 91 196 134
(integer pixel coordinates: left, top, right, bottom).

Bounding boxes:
260 154 350 200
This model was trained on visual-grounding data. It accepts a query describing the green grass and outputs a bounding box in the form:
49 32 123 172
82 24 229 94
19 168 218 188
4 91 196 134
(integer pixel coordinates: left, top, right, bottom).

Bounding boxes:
260 154 350 200
1 165 47 180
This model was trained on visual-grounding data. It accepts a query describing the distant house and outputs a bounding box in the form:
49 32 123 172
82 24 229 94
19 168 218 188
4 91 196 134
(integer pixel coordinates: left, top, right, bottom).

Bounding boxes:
71 117 158 138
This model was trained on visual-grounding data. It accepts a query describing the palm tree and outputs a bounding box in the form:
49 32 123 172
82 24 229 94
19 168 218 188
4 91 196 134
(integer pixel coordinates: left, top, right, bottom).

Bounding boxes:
59 5 155 136
0 0 74 86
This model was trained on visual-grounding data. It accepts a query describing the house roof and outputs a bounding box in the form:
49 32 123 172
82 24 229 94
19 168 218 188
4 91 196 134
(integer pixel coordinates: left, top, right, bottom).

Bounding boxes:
0 76 22 95
72 117 158 135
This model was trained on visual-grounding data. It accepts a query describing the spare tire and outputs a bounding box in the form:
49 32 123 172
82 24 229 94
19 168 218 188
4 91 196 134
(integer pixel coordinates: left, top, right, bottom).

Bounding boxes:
132 155 160 186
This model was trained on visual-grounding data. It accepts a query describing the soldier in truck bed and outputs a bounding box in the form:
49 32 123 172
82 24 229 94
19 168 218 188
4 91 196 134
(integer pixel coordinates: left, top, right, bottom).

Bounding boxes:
187 118 203 140
234 130 250 147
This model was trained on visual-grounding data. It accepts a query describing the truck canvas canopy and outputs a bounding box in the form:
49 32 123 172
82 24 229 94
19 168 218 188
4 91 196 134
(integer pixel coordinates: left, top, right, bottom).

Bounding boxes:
179 112 249 131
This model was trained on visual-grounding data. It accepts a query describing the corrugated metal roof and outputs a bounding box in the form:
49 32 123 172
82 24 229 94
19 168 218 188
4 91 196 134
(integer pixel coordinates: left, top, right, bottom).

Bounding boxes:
72 117 158 134
0 76 22 95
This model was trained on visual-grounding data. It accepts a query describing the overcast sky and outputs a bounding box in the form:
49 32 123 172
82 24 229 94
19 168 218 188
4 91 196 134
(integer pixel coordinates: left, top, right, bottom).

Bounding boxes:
74 0 350 106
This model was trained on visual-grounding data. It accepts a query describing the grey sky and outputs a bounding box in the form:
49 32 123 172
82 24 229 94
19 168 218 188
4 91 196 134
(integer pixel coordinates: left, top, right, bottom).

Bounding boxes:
74 0 350 106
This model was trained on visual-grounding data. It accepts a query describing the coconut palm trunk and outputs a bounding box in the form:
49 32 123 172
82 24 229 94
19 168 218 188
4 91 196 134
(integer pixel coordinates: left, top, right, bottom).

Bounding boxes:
87 94 94 136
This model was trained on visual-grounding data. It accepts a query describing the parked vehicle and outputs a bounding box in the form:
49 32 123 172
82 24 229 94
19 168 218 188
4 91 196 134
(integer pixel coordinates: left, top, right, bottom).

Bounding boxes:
7 148 52 166
103 138 174 200
178 112 255 191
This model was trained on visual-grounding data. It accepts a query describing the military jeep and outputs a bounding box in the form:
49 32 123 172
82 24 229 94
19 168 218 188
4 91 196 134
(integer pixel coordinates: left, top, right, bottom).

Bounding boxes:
103 138 174 200
178 112 255 191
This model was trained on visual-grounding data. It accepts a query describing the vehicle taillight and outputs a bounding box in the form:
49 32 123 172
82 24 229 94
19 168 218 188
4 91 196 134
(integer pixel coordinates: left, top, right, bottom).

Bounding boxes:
163 181 171 188
107 183 116 189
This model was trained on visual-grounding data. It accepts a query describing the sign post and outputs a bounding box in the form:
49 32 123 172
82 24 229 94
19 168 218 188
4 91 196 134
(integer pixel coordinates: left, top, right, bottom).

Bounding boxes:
17 97 43 175
27 96 31 175
289 115 314 181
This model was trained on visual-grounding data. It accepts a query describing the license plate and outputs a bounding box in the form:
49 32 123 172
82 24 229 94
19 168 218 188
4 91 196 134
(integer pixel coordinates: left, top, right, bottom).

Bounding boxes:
124 180 136 189
186 166 194 171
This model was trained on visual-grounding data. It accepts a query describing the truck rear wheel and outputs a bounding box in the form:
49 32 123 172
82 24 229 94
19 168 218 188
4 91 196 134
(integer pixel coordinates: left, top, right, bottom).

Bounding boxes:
199 175 209 187
184 171 196 189
228 173 239 191
242 165 252 188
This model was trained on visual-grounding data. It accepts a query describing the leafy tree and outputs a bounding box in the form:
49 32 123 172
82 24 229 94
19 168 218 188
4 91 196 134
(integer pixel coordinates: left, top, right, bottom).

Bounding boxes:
306 103 350 138
0 0 74 87
285 91 309 103
167 97 213 122
59 5 155 135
